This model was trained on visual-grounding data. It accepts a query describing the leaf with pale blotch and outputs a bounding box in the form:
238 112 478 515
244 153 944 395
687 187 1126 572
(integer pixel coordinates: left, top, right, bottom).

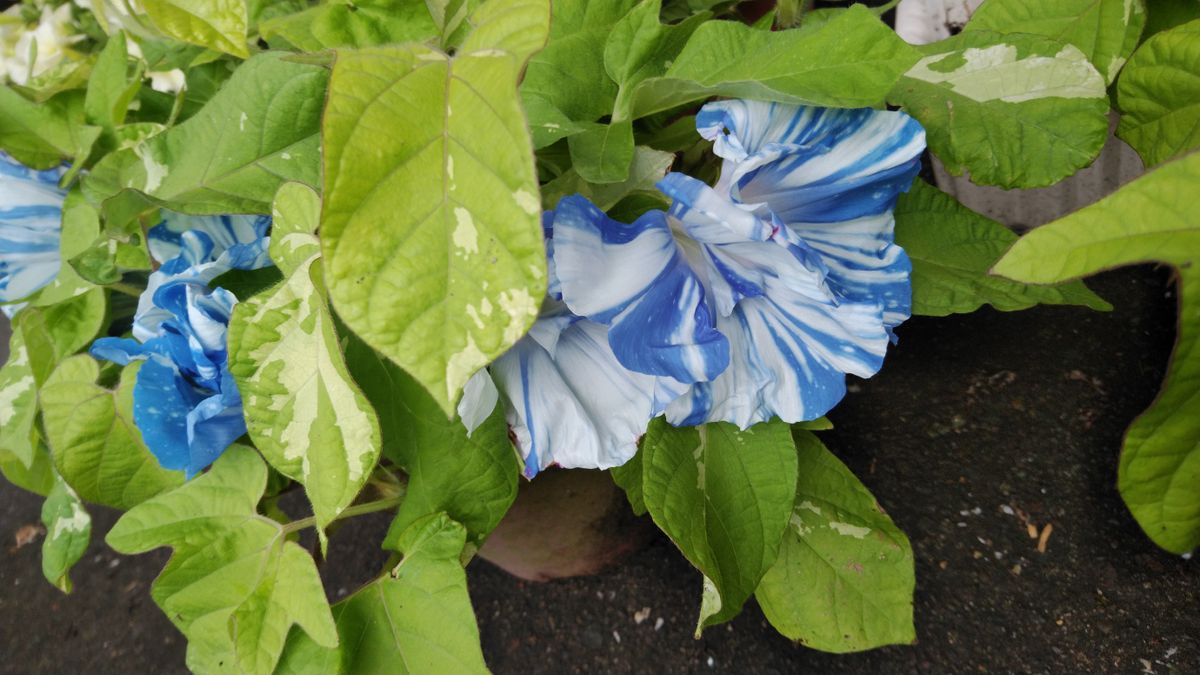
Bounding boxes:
0 289 106 470
83 52 328 216
1117 19 1200 167
894 180 1109 316
321 0 550 416
275 513 487 675
967 0 1146 83
142 0 250 57
630 6 920 119
228 183 381 535
40 358 183 509
756 430 915 652
40 472 91 593
269 181 321 274
107 445 338 675
0 328 38 468
994 151 1200 554
889 30 1109 188
638 418 797 634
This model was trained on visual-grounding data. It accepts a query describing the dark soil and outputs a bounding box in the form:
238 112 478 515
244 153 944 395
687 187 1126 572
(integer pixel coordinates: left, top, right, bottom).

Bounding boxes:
2 265 1197 674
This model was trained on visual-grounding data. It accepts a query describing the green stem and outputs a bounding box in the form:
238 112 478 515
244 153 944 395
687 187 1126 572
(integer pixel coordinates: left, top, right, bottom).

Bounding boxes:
874 0 902 15
281 493 406 534
107 282 144 298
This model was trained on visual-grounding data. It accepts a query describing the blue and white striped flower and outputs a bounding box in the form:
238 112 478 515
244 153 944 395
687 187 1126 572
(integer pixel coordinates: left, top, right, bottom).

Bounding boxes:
0 152 68 318
91 213 271 476
554 101 925 429
458 215 686 479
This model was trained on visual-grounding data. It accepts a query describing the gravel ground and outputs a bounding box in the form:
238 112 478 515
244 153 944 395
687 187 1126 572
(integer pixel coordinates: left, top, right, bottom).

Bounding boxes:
2 265 1197 674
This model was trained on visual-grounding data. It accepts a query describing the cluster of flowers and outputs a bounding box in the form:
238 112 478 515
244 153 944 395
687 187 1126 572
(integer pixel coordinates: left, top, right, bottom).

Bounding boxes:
0 0 183 92
0 101 924 479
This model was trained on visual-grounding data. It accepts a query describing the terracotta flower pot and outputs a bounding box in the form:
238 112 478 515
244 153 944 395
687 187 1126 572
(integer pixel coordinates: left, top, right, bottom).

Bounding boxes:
477 468 656 582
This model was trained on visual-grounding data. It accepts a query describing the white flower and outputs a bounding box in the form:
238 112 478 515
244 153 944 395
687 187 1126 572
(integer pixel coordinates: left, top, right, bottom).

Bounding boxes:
0 4 84 86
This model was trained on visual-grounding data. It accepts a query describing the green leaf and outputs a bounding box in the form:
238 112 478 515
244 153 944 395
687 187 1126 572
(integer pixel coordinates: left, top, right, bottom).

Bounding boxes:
630 6 921 119
0 88 95 169
888 30 1110 188
609 447 646 516
40 472 91 593
142 0 250 57
603 0 708 119
40 357 183 510
0 289 107 469
339 337 520 547
275 513 487 675
426 0 471 46
0 440 56 496
30 190 100 307
1116 19 1200 167
260 0 437 51
639 418 798 633
15 288 109 384
567 120 635 183
967 0 1147 83
540 144 675 210
0 327 39 468
228 183 382 535
992 151 1200 554
107 445 338 675
85 32 144 131
84 52 328 215
755 431 915 652
894 180 1110 316
321 2 550 416
520 0 639 148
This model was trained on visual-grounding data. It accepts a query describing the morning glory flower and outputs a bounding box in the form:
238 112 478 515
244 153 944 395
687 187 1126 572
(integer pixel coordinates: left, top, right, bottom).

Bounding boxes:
0 4 85 86
554 101 925 429
0 151 67 318
91 213 271 477
458 215 686 479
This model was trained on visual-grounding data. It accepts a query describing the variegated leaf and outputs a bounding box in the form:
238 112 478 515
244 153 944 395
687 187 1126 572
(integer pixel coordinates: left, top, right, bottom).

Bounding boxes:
227 183 382 534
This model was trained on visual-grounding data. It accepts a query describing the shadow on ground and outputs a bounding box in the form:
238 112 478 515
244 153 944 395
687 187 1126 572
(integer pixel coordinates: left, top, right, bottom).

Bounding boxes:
2 266 1196 674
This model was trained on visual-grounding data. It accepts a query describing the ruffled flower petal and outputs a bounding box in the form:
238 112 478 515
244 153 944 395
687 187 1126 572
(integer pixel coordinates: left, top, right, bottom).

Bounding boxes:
666 292 890 428
697 101 924 331
485 308 685 478
552 194 729 383
91 213 270 475
0 152 67 316
131 357 201 473
698 101 925 224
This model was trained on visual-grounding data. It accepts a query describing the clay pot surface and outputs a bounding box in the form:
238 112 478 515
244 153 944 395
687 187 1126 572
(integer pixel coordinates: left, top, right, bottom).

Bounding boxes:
477 468 656 582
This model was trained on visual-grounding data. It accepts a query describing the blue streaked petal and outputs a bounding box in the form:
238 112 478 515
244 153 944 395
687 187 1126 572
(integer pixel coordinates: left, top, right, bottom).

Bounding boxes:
657 173 777 244
799 212 913 330
0 152 67 310
697 101 925 223
666 290 890 428
491 318 686 478
662 173 836 318
132 358 201 473
552 195 728 383
148 212 271 265
184 380 247 478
